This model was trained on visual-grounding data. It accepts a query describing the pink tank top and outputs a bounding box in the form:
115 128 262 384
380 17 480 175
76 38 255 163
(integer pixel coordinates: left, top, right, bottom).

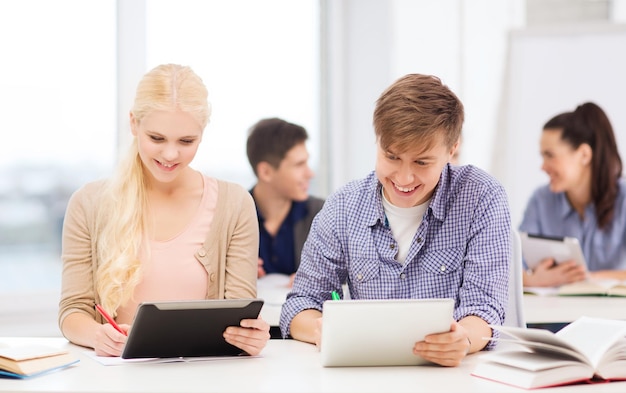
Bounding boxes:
115 175 218 324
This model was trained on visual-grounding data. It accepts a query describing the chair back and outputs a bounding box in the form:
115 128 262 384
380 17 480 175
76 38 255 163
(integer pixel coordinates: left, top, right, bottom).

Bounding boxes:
504 229 526 328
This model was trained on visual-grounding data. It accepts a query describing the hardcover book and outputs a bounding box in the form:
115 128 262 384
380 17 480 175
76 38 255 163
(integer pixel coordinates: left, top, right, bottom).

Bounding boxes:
472 316 626 389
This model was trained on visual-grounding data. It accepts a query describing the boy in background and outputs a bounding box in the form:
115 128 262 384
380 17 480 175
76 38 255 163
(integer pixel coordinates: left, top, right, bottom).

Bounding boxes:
246 118 324 285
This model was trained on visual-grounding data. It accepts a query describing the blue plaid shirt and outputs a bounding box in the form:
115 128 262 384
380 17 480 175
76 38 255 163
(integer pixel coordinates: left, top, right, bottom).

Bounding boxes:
280 165 511 349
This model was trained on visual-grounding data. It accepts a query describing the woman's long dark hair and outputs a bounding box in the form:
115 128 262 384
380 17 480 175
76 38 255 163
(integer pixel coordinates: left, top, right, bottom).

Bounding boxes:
544 102 622 229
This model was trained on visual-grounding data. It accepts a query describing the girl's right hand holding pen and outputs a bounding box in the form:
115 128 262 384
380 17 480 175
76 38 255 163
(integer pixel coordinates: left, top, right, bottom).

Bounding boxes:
94 322 130 357
94 304 130 357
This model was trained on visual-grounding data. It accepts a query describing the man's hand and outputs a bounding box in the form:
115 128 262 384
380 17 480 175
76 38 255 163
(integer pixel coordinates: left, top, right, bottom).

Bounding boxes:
257 258 266 278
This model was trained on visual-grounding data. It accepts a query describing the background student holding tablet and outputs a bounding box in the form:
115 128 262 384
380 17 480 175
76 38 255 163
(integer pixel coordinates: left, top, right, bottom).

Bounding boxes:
519 102 626 287
280 73 511 367
58 64 270 357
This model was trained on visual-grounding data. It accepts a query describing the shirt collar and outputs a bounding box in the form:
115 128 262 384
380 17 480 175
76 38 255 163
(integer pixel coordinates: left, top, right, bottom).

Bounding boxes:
364 168 451 227
428 165 450 222
250 186 308 223
364 173 386 228
556 192 595 221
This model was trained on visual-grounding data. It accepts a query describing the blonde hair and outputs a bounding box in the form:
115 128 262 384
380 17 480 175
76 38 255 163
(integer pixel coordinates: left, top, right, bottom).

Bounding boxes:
95 64 210 315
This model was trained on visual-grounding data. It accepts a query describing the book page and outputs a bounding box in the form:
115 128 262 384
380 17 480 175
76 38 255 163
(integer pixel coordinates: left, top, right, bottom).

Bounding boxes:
481 349 591 373
558 279 623 296
492 325 582 354
607 281 626 297
0 345 68 361
556 316 626 368
523 286 559 296
489 337 588 363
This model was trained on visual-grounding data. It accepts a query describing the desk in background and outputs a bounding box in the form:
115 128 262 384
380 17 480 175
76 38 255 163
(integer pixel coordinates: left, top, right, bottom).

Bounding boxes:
257 274 291 337
2 336 626 393
524 294 626 324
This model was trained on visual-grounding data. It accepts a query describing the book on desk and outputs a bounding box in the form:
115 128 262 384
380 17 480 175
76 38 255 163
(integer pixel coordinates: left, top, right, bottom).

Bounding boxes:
525 279 626 297
471 316 626 389
0 345 79 379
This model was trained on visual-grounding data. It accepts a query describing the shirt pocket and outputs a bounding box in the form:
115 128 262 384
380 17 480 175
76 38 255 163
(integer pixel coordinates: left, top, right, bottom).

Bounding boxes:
348 260 381 299
419 247 465 290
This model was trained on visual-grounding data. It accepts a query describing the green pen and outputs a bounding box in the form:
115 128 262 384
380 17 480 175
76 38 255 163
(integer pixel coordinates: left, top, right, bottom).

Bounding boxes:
331 290 340 300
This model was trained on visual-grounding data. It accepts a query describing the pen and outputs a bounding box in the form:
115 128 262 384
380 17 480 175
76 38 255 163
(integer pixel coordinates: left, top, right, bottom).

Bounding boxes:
331 291 340 301
95 304 127 336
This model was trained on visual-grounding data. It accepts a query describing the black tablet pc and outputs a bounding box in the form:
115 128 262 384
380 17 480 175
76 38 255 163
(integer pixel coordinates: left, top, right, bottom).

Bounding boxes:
121 299 264 359
519 232 587 270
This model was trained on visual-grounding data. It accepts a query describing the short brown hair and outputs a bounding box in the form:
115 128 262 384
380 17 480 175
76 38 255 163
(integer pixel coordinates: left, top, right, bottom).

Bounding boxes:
373 74 463 153
246 118 308 176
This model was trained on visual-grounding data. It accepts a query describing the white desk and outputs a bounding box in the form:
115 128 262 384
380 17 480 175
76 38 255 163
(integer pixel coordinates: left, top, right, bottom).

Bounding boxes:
524 294 626 324
257 274 291 329
1 337 625 393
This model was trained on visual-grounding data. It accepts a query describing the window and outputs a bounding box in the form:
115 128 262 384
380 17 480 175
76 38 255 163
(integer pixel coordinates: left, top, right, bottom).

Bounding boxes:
146 0 320 188
0 0 319 336
0 1 116 335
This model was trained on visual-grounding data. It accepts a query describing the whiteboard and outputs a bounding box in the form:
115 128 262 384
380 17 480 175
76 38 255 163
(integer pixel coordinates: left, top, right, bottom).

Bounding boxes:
493 24 626 228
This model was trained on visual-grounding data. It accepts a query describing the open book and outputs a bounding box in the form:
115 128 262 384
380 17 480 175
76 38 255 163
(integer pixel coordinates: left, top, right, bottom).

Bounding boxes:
471 316 626 389
525 279 626 297
0 345 79 379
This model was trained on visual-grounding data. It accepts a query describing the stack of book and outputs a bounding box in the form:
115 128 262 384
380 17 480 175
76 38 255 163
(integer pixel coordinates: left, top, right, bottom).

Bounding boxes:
0 345 79 379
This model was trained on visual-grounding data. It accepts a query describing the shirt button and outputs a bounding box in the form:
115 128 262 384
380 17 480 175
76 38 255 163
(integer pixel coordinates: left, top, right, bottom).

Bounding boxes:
198 248 207 257
400 273 406 279
209 273 216 282
357 274 363 281
440 265 446 272
417 237 423 243
390 244 396 249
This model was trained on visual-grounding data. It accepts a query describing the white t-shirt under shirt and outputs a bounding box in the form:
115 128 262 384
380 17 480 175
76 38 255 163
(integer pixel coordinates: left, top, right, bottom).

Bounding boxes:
381 189 430 264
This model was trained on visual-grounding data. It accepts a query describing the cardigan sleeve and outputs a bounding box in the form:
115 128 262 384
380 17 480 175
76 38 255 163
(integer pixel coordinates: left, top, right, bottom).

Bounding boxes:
223 182 258 299
58 182 103 331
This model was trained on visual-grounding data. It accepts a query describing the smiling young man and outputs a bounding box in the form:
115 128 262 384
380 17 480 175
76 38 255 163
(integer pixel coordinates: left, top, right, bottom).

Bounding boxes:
279 74 512 367
246 118 325 282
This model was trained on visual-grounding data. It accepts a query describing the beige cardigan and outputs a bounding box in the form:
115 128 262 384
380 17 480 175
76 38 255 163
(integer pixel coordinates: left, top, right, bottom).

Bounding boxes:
58 178 258 329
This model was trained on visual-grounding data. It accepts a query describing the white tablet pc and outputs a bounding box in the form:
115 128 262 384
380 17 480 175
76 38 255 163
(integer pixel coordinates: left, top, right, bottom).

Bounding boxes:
320 298 454 367
519 232 587 270
121 299 264 359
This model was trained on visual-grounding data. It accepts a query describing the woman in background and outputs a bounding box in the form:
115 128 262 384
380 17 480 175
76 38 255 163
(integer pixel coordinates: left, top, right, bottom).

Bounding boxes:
520 102 626 287
59 64 269 356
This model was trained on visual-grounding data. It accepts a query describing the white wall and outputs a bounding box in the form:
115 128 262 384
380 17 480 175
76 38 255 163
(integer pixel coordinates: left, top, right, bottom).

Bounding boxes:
321 1 626 232
494 24 626 227
320 0 393 195
322 0 525 193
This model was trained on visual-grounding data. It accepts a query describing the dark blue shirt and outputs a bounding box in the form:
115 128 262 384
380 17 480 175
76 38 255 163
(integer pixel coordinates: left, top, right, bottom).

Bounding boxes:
255 197 309 275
